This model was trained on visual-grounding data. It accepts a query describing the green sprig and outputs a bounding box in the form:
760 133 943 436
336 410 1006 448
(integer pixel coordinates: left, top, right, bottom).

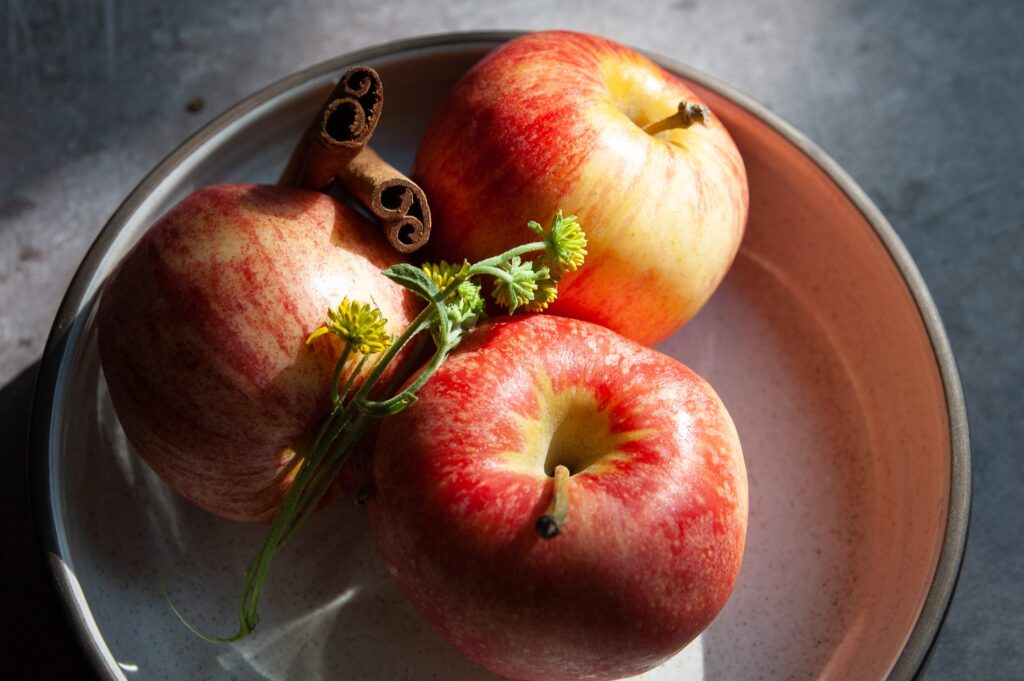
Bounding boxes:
171 211 585 642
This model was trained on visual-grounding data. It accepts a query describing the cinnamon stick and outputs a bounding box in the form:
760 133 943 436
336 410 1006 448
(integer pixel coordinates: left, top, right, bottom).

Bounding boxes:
278 65 384 190
279 65 432 253
338 147 432 253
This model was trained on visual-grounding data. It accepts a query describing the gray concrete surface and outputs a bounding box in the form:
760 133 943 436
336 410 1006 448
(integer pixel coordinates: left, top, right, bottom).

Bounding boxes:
1 0 1020 678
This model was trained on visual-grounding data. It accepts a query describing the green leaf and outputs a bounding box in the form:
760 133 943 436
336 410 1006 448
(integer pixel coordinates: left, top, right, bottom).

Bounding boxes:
382 263 443 304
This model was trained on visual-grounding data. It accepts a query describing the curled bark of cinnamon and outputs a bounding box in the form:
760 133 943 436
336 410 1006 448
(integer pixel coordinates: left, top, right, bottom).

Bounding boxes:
279 65 383 190
339 148 431 253
279 65 432 253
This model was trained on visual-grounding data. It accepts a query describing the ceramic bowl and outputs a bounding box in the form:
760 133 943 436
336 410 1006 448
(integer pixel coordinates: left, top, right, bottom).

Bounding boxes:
31 32 969 680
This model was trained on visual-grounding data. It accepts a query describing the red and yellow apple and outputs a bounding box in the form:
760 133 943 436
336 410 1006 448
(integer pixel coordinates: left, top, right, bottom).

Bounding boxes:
369 314 747 681
414 31 748 346
97 184 420 521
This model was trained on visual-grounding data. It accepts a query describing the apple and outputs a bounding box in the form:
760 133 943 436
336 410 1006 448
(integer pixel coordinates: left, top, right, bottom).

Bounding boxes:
369 314 747 681
97 184 420 522
413 31 748 346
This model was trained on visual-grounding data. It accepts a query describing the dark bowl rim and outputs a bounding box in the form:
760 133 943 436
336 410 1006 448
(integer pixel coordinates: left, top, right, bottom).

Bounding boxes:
29 29 970 681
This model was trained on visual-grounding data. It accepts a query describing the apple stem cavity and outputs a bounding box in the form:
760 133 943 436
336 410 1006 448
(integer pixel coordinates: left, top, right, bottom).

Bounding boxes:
536 464 572 539
642 101 711 136
172 211 588 642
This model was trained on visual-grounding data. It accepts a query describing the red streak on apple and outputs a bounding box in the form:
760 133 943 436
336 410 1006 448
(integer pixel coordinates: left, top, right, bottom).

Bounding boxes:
370 315 747 681
414 31 748 346
98 184 419 521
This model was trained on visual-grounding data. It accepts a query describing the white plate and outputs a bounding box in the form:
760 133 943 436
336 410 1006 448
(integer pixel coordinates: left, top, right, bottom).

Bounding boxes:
31 33 968 681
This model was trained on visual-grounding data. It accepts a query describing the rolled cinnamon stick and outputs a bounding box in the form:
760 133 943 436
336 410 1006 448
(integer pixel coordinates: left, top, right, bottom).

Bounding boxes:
338 147 431 253
278 65 432 253
278 65 384 190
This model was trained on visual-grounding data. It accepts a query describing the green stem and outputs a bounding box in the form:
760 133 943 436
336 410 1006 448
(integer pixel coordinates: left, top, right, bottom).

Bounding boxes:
274 319 443 550
337 354 368 405
329 344 352 407
352 302 436 400
472 264 514 282
470 242 546 272
359 340 452 413
382 332 429 395
280 410 372 545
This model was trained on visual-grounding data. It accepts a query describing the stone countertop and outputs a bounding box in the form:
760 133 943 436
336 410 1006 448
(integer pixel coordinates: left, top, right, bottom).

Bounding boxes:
1 0 1020 678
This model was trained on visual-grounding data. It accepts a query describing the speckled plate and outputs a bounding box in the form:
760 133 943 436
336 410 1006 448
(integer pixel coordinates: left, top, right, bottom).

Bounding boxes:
30 32 969 681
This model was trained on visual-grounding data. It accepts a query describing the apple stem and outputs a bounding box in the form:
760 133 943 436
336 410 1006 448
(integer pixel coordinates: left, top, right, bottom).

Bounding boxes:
536 464 571 539
642 101 711 136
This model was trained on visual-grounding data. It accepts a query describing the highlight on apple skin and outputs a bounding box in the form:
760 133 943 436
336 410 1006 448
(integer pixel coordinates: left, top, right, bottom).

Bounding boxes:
413 30 749 347
368 314 748 681
97 183 420 522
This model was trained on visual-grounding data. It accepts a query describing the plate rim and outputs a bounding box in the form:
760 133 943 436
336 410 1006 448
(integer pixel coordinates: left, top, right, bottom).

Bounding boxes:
28 29 970 681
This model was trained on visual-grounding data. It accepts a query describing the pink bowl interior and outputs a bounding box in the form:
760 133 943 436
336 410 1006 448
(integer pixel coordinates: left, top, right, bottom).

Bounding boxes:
662 80 950 679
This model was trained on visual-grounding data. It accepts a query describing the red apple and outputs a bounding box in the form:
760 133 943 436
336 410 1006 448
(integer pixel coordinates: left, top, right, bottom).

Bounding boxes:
97 184 420 521
414 31 748 346
369 314 747 681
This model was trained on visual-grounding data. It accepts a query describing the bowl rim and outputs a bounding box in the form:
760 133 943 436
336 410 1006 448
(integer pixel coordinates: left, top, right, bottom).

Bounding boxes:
28 30 970 681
